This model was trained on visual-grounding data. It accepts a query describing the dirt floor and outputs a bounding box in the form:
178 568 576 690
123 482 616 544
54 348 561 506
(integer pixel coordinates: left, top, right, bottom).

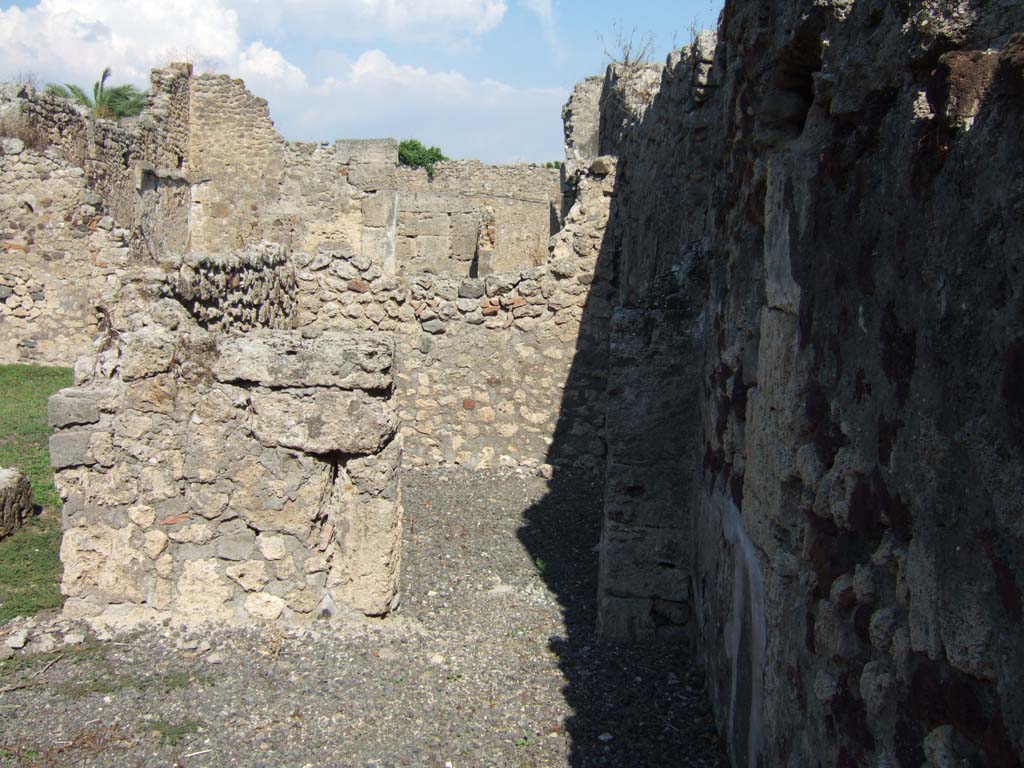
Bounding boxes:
0 468 726 767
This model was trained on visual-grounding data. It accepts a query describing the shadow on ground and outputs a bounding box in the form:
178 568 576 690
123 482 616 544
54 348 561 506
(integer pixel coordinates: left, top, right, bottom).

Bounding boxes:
518 474 724 767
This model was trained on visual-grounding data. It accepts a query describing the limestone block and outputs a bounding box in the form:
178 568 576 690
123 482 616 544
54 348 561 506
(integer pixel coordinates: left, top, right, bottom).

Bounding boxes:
123 376 178 414
361 192 396 227
226 560 271 592
119 329 177 381
175 559 234 621
458 279 486 299
345 436 402 499
347 163 396 191
398 211 448 238
47 388 101 428
230 452 329 538
49 429 96 469
361 226 391 263
244 592 285 620
416 235 450 262
215 331 393 390
328 495 402 616
333 139 397 165
599 523 691 603
250 390 397 455
0 468 32 540
60 523 147 603
596 595 656 641
449 213 480 260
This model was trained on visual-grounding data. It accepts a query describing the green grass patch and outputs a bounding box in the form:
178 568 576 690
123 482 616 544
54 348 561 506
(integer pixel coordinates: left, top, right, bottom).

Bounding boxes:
148 719 204 745
0 364 73 507
0 511 64 625
0 640 106 677
0 364 74 626
56 668 209 700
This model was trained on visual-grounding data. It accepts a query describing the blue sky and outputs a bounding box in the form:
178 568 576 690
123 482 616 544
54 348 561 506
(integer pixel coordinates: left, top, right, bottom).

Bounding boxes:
0 0 723 163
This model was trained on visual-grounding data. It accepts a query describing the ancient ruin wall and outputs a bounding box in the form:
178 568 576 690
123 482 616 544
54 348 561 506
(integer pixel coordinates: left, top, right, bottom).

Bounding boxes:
396 162 562 274
585 2 1024 766
0 138 131 364
186 74 287 252
0 66 193 258
49 250 402 624
290 166 614 471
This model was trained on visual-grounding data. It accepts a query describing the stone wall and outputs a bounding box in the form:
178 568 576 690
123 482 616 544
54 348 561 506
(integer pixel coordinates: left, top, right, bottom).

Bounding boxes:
49 266 402 624
397 162 562 274
0 137 131 364
581 2 1024 766
159 245 298 333
1 67 582 471
186 74 286 252
0 65 193 259
289 161 615 471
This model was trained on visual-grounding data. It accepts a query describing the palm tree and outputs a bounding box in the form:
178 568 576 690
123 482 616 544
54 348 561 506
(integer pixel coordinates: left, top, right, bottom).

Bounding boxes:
46 68 146 119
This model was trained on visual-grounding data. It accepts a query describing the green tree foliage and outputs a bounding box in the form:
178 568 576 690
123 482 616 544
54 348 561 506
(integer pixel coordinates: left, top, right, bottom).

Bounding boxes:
398 139 449 178
46 67 146 119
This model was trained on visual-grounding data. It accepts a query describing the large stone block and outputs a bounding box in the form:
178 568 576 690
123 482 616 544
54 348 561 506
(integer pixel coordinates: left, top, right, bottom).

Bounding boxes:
598 523 691 603
215 331 393 390
398 211 449 238
347 163 397 191
361 192 397 228
328 495 403 616
49 429 97 469
47 388 101 428
119 329 177 381
250 390 397 455
0 468 32 540
60 522 148 603
334 139 398 165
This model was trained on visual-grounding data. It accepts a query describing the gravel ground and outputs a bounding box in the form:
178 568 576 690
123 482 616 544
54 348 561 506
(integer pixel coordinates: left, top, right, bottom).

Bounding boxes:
0 468 726 768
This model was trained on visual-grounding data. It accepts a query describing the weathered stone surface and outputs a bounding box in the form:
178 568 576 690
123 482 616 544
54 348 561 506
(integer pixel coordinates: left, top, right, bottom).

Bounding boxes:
328 495 403 616
585 4 1024 766
175 559 234 621
215 331 393 391
52 311 404 626
60 523 147 603
226 560 271 592
48 430 96 469
119 329 177 381
0 468 32 540
249 391 397 455
47 389 101 428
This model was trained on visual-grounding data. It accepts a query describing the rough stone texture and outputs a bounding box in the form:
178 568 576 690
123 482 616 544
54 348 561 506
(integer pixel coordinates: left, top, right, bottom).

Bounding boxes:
160 245 298 332
290 167 615 471
51 311 403 622
579 3 1024 766
2 66 561 364
0 138 131 364
0 467 32 540
214 330 394 391
2 67 579 473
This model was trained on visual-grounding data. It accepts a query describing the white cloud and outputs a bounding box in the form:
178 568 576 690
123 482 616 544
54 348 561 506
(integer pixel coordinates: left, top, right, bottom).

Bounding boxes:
520 0 561 57
0 0 565 162
263 49 566 162
0 0 242 84
239 42 307 88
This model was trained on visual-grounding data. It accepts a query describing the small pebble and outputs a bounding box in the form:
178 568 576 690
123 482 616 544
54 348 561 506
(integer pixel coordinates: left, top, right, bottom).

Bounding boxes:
5 628 28 649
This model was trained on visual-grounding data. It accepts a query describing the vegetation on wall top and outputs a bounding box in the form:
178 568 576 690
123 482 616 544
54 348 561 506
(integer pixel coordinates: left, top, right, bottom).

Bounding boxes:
398 139 449 178
47 67 146 119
